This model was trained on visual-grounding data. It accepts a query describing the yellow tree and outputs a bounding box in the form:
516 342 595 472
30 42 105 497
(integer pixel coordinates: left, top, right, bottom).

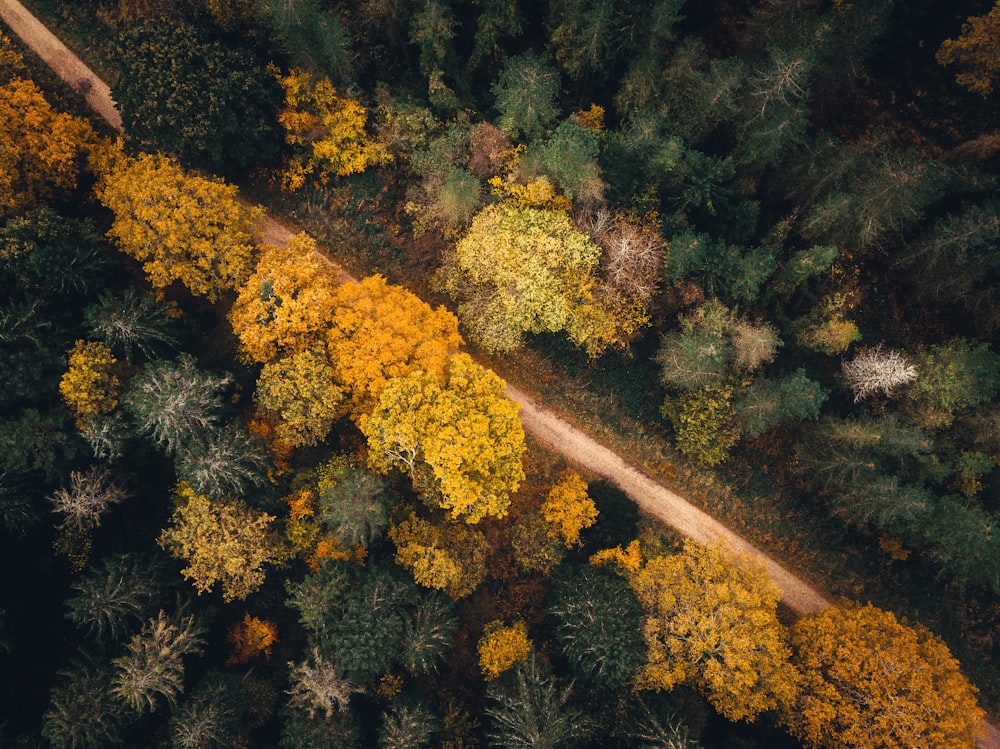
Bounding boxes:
360 353 525 523
937 1 1000 96
158 483 279 602
784 603 984 749
59 340 120 429
97 152 264 302
630 540 799 722
541 469 598 547
277 68 392 191
326 274 463 414
478 620 532 681
253 349 345 448
0 76 96 218
229 233 340 363
389 511 489 599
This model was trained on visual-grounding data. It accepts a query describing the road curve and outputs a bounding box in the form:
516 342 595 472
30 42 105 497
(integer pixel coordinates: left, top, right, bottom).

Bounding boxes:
2 2 997 745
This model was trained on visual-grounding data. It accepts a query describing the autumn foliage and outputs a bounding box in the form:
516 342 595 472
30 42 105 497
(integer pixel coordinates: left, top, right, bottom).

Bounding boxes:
59 340 120 429
226 614 278 665
389 511 489 599
541 470 598 547
784 603 984 749
937 1 1000 96
478 620 532 681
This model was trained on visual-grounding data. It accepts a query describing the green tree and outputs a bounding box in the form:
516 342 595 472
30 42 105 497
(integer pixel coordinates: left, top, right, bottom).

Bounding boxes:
360 353 525 523
259 0 355 81
43 654 131 749
113 608 206 713
316 460 397 549
733 369 828 439
902 339 1000 429
122 355 231 456
65 553 165 642
409 0 461 110
84 289 178 361
169 680 237 749
110 22 282 169
546 564 645 689
379 701 438 749
485 656 588 749
399 592 458 676
491 52 561 141
662 385 739 466
174 425 270 499
524 117 601 200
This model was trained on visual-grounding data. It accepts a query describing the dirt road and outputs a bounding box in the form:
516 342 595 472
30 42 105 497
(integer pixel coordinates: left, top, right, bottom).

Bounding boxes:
3 1 996 743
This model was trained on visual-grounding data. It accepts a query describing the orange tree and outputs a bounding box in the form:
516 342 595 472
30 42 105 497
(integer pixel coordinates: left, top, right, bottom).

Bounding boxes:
229 233 340 363
97 152 264 302
784 603 984 749
359 353 525 523
630 540 799 722
326 274 463 415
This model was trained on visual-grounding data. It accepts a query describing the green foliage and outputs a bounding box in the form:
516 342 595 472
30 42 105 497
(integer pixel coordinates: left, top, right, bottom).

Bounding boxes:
84 289 178 361
546 564 645 689
662 229 774 305
491 52 561 141
662 385 739 466
524 117 601 200
259 0 355 81
122 355 231 456
733 369 828 439
316 461 397 548
65 553 165 642
169 676 238 749
110 22 282 169
173 425 270 499
43 654 131 749
767 243 839 298
409 0 461 110
399 592 458 675
902 339 1000 429
378 701 438 749
916 496 1000 594
485 655 588 749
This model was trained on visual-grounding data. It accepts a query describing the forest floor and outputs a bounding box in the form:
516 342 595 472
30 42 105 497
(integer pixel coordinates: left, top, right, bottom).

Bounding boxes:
2 0 997 743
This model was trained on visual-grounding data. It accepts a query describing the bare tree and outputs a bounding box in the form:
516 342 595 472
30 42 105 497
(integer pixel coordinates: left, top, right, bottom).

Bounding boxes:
287 648 362 719
841 345 918 402
49 466 129 531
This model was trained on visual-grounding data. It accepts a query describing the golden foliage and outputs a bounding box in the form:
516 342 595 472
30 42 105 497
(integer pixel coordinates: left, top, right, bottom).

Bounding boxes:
360 353 525 523
326 274 463 414
158 484 278 602
97 152 263 301
574 104 605 132
589 539 644 574
488 174 572 211
937 2 1000 96
630 540 799 722
277 68 391 191
59 340 120 429
785 604 985 749
389 512 489 599
541 470 597 547
477 620 532 681
254 349 345 447
226 614 278 665
662 385 739 466
229 233 340 364
0 76 96 217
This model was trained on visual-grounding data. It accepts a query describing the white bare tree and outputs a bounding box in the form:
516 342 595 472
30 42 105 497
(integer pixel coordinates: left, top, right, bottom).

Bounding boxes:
841 345 918 402
49 466 129 531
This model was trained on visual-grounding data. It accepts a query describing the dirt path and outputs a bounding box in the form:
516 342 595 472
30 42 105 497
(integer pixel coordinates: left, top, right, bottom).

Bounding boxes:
3 2 997 744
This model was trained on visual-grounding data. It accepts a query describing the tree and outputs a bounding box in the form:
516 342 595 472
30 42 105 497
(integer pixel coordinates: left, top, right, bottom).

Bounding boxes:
360 353 526 523
277 67 392 191
97 152 264 302
254 349 345 447
485 656 588 749
546 564 645 689
43 654 131 749
110 22 282 169
491 52 561 142
287 647 362 719
84 289 178 361
630 541 799 722
227 614 278 664
901 339 1000 429
437 203 628 355
48 466 129 531
259 0 355 81
733 369 828 439
541 470 597 547
379 702 438 749
169 680 237 749
316 460 397 548
478 620 533 681
0 76 95 218
229 234 340 364
158 483 279 601
122 355 232 456
113 608 206 713
409 0 461 110
937 2 1000 96
524 117 602 200
65 553 165 642
662 385 739 466
389 512 489 599
841 345 918 402
173 424 270 499
59 340 121 429
326 274 463 413
784 603 984 749
399 593 457 676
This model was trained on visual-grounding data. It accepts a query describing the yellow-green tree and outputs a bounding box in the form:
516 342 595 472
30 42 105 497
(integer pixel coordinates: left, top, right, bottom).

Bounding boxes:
937 1 1000 96
254 349 345 447
158 483 279 602
389 511 489 599
59 340 121 429
360 353 525 523
326 274 463 414
630 540 799 722
784 603 984 749
97 152 264 302
229 233 340 363
0 76 96 218
541 469 598 547
277 68 392 191
478 620 532 681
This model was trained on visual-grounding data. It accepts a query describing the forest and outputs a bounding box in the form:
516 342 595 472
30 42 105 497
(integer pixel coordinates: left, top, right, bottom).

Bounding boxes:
2 0 1000 747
